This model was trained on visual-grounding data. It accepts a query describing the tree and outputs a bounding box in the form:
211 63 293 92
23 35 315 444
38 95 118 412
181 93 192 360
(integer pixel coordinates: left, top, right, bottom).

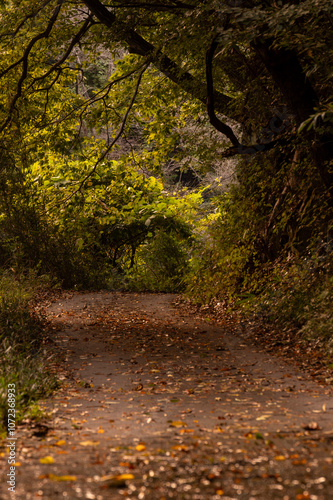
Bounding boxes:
0 1 332 198
0 0 332 284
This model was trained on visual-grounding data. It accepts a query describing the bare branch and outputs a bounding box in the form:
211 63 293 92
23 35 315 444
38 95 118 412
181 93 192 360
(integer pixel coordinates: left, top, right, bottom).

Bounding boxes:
106 1 194 10
0 0 54 40
61 63 149 203
206 37 241 148
221 135 293 158
33 17 94 84
82 0 231 112
0 0 64 134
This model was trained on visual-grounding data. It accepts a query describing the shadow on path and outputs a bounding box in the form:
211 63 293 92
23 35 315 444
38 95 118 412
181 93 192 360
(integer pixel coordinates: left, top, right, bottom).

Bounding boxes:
1 292 332 499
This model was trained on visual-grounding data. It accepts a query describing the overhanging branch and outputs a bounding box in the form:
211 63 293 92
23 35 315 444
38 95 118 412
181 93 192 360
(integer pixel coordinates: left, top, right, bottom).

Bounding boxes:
206 37 241 148
82 0 231 112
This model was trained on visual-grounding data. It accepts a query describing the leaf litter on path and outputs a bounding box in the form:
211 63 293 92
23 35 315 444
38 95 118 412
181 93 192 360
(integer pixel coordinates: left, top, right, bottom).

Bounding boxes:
1 291 332 499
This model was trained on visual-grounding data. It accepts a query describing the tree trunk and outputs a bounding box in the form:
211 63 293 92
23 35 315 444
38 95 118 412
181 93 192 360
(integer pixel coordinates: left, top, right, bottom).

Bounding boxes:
253 40 333 200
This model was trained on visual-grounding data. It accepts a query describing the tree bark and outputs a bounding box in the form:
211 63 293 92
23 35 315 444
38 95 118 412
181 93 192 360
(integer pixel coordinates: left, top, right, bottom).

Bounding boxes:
253 40 333 199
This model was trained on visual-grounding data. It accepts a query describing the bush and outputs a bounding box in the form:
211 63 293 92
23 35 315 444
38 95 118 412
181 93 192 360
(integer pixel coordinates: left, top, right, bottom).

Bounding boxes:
126 230 191 292
0 272 58 433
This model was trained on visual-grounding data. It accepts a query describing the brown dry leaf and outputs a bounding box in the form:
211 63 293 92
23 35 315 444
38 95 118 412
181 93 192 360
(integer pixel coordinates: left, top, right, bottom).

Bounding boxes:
169 421 187 428
303 422 320 431
171 445 189 451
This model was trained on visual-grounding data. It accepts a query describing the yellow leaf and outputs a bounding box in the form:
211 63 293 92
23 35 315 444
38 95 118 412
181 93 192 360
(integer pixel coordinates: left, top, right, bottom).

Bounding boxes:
135 444 146 451
274 455 286 461
79 441 99 447
169 421 187 428
39 456 54 464
13 462 21 466
116 474 135 480
49 474 77 482
179 429 194 434
216 490 224 496
101 473 134 482
55 440 66 446
256 415 270 421
97 428 104 434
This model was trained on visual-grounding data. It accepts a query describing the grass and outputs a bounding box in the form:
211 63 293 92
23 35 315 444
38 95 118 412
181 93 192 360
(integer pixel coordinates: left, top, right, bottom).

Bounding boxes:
0 271 59 434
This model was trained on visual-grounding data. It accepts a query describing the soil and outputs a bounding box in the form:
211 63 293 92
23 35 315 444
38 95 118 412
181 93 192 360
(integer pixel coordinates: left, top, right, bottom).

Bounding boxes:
1 291 332 499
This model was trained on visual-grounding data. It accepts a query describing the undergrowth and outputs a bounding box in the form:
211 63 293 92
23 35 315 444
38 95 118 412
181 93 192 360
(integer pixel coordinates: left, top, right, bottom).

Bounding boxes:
0 271 58 435
185 150 333 363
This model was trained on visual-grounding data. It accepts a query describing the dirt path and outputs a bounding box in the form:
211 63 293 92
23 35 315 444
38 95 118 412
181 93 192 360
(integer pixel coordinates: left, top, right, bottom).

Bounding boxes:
1 291 333 499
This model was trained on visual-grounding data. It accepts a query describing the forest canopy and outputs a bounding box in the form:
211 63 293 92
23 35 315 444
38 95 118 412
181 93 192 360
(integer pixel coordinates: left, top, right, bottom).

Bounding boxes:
0 0 332 348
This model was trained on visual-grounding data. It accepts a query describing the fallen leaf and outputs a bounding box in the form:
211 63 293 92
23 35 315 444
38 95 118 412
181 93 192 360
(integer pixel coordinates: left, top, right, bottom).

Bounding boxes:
49 474 77 482
169 421 187 428
55 440 66 446
79 441 100 446
101 473 135 487
101 473 135 481
303 422 320 431
135 444 146 451
39 456 54 464
171 445 189 451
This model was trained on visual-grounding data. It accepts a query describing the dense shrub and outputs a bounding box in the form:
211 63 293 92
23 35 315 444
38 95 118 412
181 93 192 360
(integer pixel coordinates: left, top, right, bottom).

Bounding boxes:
126 229 192 292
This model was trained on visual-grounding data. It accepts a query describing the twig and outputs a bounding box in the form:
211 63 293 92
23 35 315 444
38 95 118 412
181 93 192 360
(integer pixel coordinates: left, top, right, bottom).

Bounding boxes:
60 62 149 204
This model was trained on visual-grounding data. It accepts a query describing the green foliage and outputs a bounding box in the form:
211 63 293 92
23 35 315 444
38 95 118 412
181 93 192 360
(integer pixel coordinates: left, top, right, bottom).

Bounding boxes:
247 237 333 356
0 167 100 288
0 0 332 364
127 227 192 292
0 272 58 431
185 149 332 356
